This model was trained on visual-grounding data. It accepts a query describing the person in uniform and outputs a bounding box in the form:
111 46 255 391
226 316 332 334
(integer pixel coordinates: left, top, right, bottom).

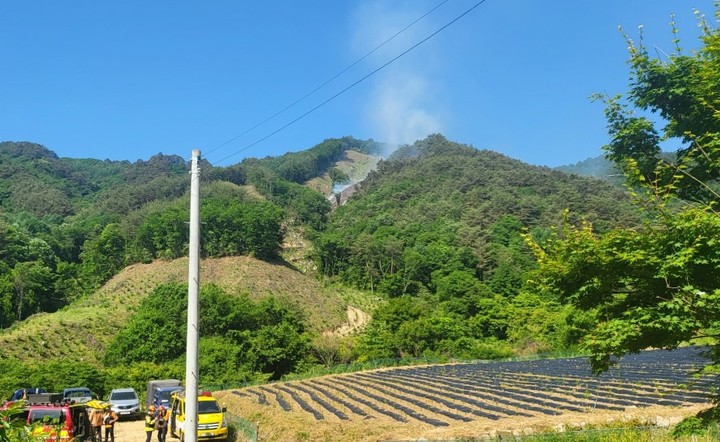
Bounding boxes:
144 409 157 442
103 405 119 442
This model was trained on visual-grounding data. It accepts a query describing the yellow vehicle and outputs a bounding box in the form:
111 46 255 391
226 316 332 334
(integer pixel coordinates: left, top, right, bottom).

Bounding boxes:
169 390 228 441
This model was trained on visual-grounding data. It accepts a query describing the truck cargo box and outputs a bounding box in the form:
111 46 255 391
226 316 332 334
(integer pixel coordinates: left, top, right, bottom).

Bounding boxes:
146 379 183 408
26 393 62 404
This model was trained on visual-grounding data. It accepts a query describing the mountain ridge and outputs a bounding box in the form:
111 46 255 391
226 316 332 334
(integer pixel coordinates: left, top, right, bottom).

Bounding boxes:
0 135 639 389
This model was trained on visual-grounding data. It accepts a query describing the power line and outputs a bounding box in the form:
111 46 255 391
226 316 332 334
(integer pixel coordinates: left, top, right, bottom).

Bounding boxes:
212 0 489 166
205 0 451 158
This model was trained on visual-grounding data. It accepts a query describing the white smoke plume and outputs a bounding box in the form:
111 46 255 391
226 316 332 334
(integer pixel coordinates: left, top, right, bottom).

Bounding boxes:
349 1 445 156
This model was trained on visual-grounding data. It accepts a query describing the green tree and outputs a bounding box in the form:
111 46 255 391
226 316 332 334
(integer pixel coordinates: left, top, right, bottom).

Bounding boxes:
354 321 397 361
239 202 286 259
484 215 535 296
53 261 82 304
79 223 127 289
10 261 56 320
527 7 720 423
0 400 44 442
133 197 284 261
354 295 428 360
198 336 251 385
528 209 720 370
312 232 350 277
0 219 31 268
0 276 14 328
396 316 467 357
105 283 311 382
596 9 720 205
467 295 510 340
328 167 350 186
104 283 187 365
133 203 187 259
246 322 310 380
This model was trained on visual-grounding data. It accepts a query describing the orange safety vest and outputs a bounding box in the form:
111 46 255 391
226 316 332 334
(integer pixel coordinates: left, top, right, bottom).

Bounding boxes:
91 410 104 427
103 411 118 428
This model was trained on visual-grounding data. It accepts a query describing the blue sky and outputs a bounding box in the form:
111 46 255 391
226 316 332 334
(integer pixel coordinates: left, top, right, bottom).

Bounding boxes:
2 0 715 167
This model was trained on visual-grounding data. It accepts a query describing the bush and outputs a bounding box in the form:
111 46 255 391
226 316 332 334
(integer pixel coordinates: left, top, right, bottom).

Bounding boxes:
673 407 720 438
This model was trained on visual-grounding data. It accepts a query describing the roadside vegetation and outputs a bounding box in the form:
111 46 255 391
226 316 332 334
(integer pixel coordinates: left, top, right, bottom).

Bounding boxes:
0 401 40 442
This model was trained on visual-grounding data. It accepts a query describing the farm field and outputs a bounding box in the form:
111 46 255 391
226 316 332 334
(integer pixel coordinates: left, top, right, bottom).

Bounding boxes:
218 346 717 441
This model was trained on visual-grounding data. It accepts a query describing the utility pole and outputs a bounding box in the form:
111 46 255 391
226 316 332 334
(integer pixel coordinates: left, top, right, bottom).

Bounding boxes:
185 149 201 442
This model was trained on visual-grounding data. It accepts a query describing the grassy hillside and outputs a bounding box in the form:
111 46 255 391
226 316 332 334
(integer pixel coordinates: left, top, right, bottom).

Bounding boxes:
0 256 373 365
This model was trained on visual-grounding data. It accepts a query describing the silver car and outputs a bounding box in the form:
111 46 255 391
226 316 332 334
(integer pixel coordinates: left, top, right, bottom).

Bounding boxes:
108 388 142 420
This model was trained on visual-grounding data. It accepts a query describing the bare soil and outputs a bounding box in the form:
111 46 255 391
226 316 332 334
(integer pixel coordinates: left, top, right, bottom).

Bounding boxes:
219 390 710 442
111 418 147 441
328 306 371 337
110 400 711 442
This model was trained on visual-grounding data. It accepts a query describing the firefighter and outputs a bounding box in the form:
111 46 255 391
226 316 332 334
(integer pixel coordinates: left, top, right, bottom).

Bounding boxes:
103 405 119 442
156 405 169 442
144 409 157 442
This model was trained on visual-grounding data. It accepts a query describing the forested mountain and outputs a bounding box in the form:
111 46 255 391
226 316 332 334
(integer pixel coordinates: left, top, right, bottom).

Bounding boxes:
0 134 639 391
554 152 677 186
0 137 381 327
0 141 190 217
554 155 623 185
317 134 638 291
313 134 640 359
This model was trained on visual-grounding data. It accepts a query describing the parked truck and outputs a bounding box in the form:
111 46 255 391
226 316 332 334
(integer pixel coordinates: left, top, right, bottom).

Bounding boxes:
146 379 183 409
169 390 228 441
26 392 62 404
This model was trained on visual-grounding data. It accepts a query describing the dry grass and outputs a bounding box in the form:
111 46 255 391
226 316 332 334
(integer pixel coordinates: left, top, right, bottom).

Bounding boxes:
215 350 715 442
0 256 372 364
217 383 711 442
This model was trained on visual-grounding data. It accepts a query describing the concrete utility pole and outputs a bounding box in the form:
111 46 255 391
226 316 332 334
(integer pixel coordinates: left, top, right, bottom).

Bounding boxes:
185 149 201 442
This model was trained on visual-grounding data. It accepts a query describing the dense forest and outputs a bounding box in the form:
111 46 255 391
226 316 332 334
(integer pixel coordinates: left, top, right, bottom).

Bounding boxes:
312 135 640 360
0 137 378 326
0 132 639 396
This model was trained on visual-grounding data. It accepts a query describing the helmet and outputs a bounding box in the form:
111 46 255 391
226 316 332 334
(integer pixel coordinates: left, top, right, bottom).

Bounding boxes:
158 405 165 411
148 405 156 411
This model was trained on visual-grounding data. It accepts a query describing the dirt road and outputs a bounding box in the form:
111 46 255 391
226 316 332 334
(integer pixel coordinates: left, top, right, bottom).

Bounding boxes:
108 418 151 441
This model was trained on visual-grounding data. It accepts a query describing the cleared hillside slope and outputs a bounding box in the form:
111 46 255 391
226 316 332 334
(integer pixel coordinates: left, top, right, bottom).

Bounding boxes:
305 149 383 196
0 256 365 364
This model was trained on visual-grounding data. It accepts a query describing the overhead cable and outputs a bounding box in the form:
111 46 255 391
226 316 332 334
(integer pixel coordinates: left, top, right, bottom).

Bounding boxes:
212 0 488 166
205 0 451 158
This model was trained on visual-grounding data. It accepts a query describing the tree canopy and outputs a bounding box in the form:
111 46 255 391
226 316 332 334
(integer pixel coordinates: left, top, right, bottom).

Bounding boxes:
311 135 640 359
104 283 310 381
528 6 720 415
597 9 720 206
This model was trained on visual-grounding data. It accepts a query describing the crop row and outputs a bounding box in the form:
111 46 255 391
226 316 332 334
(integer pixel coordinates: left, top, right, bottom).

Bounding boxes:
232 346 717 427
